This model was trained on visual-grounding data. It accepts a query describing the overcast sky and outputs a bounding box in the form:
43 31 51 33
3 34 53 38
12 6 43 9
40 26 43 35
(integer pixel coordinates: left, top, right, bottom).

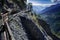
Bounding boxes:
28 0 51 3
27 0 58 6
27 0 60 13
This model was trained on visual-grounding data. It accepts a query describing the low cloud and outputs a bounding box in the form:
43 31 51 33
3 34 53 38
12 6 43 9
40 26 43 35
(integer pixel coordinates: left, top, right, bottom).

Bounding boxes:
29 1 56 7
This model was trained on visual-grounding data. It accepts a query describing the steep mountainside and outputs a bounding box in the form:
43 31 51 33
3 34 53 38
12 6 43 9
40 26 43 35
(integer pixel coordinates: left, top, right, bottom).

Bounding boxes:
40 3 60 38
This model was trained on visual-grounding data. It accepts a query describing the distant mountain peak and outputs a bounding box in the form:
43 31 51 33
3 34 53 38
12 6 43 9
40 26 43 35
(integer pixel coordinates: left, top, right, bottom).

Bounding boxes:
41 3 60 14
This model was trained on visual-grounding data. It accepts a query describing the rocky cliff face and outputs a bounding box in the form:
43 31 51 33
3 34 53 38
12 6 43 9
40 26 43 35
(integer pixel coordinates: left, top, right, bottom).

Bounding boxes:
7 10 60 40
9 15 44 40
7 10 45 40
0 0 60 40
9 15 29 40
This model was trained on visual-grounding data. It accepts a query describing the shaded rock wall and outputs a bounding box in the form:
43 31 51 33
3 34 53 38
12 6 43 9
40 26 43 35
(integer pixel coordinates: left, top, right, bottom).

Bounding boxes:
20 16 45 40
